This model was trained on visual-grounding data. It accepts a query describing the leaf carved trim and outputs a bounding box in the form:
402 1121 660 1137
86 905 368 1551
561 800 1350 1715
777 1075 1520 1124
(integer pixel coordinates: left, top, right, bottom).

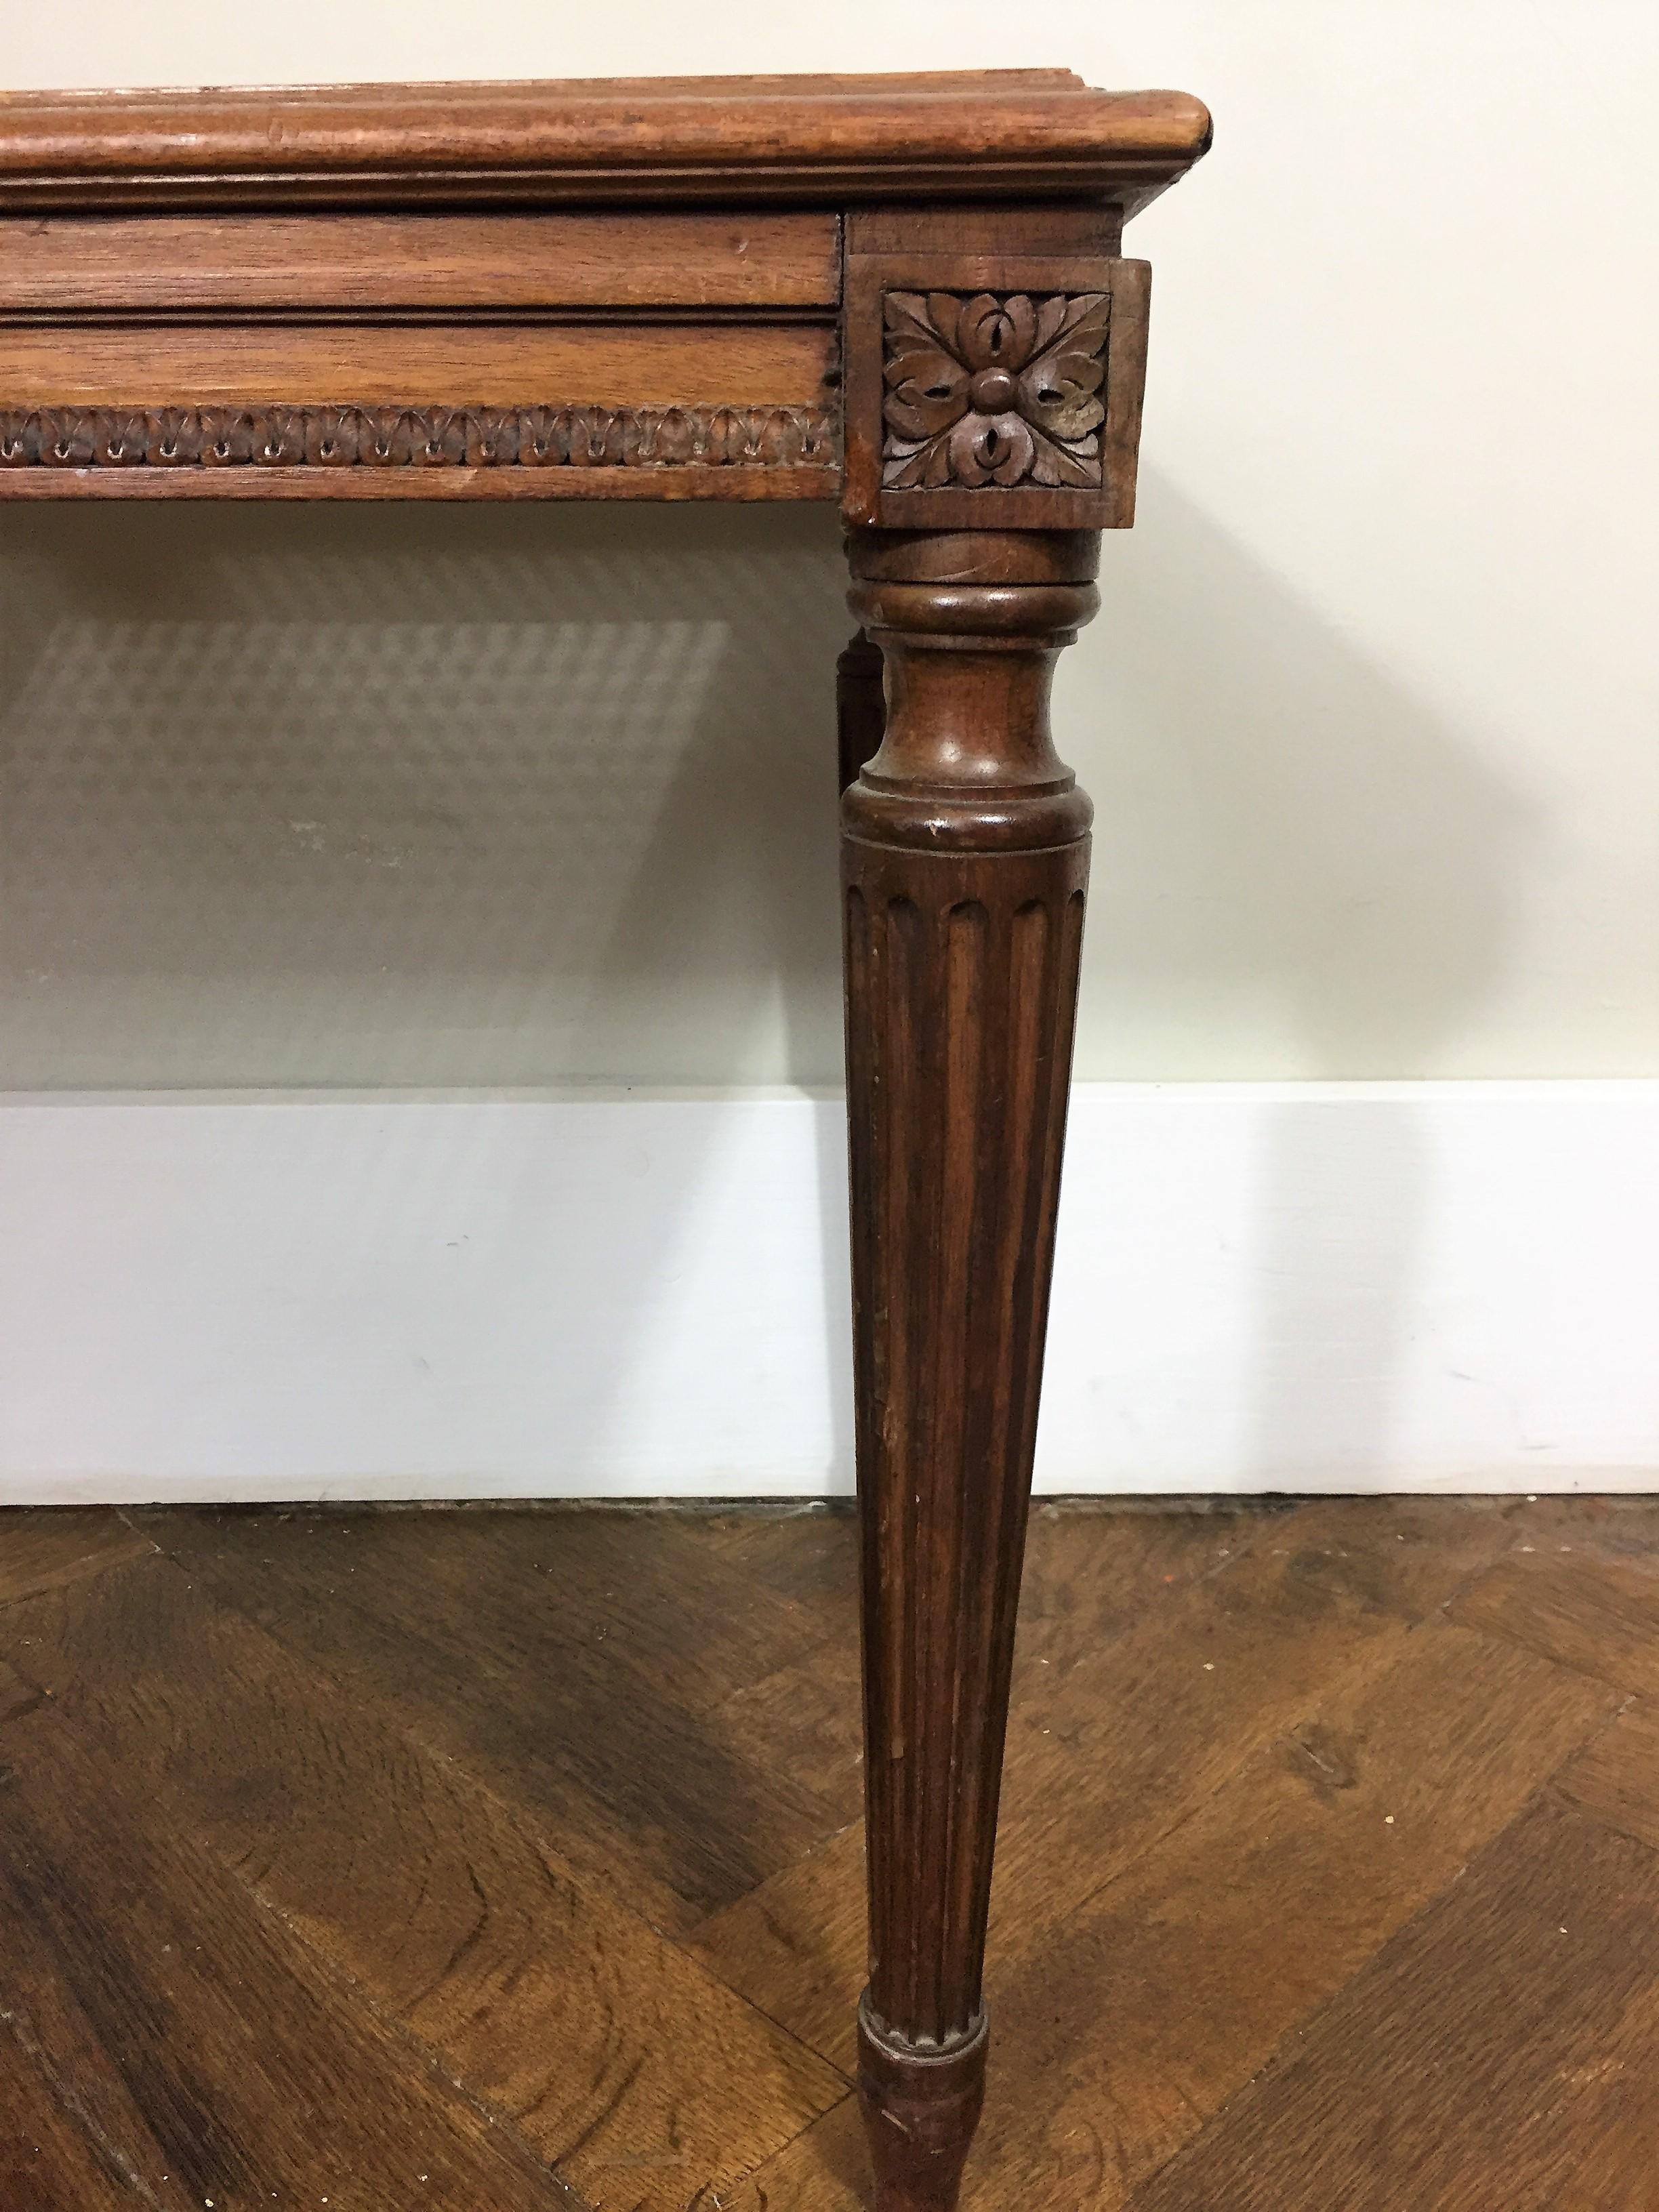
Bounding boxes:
0 403 838 471
880 291 1109 491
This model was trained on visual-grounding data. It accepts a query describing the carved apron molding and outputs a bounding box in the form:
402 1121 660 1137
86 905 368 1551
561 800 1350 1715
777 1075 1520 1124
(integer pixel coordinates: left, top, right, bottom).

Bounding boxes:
0 403 838 473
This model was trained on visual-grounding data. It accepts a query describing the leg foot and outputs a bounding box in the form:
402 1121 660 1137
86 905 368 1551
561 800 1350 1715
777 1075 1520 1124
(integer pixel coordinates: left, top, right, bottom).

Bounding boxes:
857 1999 988 2212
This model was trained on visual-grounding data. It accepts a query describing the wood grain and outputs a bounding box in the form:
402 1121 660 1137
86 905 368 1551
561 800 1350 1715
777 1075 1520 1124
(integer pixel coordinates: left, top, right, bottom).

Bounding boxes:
0 1698 583 2211
1557 1702 1659 1853
136 1505 848 1932
0 1553 844 2212
0 2018 136 2212
0 211 842 312
0 1656 38 1723
1012 1498 1270 1669
0 1505 152 1605
845 205 1124 258
712 1506 1284 1842
1452 1543 1659 1694
691 1500 1515 2074
718 1629 867 1830
703 1504 862 1610
0 1500 1645 2211
991 1494 1518 1921
0 460 837 501
1254 1493 1517 1622
719 1616 1617 2212
971 1618 1614 2205
1499 1494 1659 1573
1 319 836 406
0 75 1212 216
1127 1794 1659 2212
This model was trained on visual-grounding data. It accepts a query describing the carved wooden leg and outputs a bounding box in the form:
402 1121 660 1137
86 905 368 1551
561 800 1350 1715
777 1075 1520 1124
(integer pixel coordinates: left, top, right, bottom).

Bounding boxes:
842 527 1100 2212
837 626 887 793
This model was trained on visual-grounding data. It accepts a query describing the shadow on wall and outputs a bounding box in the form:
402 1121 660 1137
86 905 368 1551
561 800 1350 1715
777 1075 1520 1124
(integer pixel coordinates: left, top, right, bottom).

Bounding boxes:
1069 470 1542 1486
0 500 851 1091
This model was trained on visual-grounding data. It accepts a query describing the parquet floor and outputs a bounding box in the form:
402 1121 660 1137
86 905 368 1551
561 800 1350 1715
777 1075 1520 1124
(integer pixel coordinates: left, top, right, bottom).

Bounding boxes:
3 1494 1658 2211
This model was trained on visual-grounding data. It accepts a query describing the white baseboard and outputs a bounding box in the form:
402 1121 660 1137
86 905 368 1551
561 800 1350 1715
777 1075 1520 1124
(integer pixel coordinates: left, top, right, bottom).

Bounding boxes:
1 1082 1656 1503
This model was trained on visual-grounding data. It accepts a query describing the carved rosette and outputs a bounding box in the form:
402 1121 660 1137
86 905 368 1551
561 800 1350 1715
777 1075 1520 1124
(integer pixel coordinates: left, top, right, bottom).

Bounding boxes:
0 403 837 472
880 291 1109 490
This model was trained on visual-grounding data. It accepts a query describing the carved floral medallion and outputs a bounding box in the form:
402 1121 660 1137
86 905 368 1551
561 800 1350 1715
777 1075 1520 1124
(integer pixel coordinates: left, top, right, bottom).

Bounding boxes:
880 290 1111 491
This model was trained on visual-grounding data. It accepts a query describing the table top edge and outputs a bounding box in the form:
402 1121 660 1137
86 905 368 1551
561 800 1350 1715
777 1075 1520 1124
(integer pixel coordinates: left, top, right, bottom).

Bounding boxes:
0 71 1212 212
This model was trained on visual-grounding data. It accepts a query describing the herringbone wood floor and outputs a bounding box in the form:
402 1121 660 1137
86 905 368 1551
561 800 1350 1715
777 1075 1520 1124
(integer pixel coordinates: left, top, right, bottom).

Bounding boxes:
3 1496 1658 2211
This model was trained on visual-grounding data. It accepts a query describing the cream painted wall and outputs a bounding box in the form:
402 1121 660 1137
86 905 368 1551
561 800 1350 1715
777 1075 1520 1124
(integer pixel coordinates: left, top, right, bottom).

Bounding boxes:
4 3 1656 1087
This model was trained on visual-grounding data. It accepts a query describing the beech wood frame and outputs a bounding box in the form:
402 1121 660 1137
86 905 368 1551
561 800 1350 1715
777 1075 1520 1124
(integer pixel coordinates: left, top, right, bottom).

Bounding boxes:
0 68 1208 2211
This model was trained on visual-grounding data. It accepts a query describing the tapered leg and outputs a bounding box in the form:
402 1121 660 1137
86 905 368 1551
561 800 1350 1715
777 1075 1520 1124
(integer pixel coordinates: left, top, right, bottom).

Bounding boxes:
842 527 1101 2211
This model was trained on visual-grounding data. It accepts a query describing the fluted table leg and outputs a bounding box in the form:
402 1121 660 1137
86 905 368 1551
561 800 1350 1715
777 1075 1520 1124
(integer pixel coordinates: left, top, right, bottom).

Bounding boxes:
841 526 1101 2211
